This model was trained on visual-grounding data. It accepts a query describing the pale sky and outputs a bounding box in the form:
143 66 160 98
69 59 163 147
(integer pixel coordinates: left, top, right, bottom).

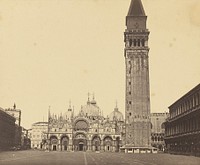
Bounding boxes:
0 0 200 129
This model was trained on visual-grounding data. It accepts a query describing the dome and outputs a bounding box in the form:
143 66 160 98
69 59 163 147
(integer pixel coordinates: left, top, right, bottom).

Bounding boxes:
109 106 124 121
81 103 100 117
90 94 97 105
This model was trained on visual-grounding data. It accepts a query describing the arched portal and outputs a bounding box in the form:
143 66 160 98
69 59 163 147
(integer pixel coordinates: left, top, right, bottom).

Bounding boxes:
73 133 87 151
103 136 113 152
61 135 69 151
92 135 101 151
50 135 58 151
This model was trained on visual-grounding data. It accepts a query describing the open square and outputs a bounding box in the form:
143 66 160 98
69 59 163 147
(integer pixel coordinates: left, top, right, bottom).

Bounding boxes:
0 150 200 165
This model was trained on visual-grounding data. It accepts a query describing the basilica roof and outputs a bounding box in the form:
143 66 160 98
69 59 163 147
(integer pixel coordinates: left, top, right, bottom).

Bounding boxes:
80 97 101 117
108 105 124 122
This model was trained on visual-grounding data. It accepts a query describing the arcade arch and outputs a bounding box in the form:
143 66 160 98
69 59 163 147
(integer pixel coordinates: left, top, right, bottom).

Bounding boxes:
73 133 87 151
50 135 58 151
103 136 113 152
91 135 101 151
60 135 69 151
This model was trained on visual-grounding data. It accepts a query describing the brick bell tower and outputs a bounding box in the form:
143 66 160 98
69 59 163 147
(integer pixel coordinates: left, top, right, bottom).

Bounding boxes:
124 0 151 152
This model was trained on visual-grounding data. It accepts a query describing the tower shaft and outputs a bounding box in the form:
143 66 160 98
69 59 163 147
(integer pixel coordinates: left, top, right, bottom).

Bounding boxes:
124 0 151 148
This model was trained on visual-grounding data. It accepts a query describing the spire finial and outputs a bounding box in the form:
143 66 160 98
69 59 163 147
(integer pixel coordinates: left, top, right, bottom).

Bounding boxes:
13 103 16 109
116 100 118 108
87 92 90 104
114 100 118 111
69 99 71 108
88 92 90 101
48 106 51 114
93 92 95 100
48 106 51 121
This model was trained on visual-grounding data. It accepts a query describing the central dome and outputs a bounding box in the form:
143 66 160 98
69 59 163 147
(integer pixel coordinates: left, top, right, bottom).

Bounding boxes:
80 95 100 117
82 104 100 117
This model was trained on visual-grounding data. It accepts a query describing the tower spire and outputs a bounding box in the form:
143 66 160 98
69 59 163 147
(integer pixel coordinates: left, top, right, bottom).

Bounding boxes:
127 0 146 16
126 0 147 30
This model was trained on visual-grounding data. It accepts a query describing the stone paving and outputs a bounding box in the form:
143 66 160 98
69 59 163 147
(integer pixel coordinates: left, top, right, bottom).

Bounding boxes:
0 150 199 165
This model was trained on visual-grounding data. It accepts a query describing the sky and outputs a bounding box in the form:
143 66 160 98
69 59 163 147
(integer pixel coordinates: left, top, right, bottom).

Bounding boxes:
0 0 200 129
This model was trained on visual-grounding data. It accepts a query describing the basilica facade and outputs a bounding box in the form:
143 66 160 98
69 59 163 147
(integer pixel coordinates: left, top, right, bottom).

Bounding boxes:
43 97 125 152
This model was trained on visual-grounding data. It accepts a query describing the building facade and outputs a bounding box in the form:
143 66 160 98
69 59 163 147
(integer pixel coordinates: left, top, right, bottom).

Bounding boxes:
123 0 151 153
5 104 23 148
21 128 31 149
164 84 200 156
43 97 124 152
30 122 48 149
5 104 21 126
151 113 169 151
0 107 16 150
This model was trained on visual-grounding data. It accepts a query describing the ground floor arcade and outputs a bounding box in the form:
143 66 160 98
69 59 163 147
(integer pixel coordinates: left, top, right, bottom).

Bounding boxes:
165 133 200 156
43 132 122 152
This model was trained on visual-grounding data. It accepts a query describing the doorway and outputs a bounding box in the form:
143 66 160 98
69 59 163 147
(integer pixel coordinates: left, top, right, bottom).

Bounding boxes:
53 145 57 151
79 143 84 151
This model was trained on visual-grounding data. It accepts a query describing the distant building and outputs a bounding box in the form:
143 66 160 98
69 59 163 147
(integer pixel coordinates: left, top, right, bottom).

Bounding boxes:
0 107 16 150
5 104 22 148
164 84 200 156
5 103 21 126
30 122 48 149
150 113 169 151
21 128 31 149
43 96 124 152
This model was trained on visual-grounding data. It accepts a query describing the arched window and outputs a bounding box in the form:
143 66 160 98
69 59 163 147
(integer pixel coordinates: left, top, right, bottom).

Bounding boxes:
197 93 200 106
129 39 132 47
134 39 137 46
142 39 145 46
75 120 88 131
150 123 153 129
137 39 140 46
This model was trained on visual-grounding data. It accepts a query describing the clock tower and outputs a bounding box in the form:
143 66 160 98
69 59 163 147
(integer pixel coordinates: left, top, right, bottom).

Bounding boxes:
124 0 151 152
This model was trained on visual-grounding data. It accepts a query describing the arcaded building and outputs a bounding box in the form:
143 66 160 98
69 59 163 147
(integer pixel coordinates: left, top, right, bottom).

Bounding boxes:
0 107 16 150
43 97 124 152
151 113 169 151
164 84 200 156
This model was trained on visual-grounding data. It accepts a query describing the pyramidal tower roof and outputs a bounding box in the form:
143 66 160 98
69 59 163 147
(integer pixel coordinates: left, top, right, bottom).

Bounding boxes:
127 0 146 16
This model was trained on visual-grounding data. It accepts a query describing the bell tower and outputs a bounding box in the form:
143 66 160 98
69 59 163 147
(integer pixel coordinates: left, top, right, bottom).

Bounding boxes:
124 0 151 151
